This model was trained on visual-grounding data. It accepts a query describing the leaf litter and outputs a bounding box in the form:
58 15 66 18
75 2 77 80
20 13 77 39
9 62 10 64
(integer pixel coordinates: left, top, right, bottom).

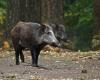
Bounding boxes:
0 46 100 80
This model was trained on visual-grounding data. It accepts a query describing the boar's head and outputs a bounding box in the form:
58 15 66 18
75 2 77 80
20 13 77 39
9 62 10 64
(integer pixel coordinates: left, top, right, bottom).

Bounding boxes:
38 24 60 47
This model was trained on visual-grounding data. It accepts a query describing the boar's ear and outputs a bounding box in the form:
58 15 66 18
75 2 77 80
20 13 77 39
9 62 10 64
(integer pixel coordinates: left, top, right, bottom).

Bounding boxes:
55 24 59 30
40 23 47 33
55 24 64 30
50 23 56 30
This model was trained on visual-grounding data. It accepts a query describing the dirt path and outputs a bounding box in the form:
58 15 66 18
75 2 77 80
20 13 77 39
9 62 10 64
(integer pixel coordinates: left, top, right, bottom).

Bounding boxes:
0 50 100 80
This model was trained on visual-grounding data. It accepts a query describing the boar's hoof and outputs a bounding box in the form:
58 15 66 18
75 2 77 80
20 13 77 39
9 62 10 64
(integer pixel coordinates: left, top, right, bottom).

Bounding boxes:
16 62 20 65
21 60 25 63
32 64 38 67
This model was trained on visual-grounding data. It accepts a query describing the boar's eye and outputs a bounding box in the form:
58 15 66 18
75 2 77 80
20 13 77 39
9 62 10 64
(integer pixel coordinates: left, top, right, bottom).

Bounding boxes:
47 32 51 35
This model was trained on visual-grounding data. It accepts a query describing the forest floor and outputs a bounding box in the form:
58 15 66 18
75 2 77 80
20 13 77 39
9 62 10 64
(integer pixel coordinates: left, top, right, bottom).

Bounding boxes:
0 47 100 80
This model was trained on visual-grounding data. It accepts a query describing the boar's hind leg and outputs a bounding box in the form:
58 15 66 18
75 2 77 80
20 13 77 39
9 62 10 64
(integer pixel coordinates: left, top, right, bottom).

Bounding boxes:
19 45 24 63
12 39 24 65
12 38 20 65
15 45 24 65
15 49 20 65
13 44 20 65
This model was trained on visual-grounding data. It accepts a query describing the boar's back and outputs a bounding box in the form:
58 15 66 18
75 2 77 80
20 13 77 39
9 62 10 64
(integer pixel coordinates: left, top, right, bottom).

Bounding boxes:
11 21 41 48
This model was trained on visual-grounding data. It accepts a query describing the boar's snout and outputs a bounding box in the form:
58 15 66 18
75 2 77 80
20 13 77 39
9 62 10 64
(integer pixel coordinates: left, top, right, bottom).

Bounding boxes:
51 40 61 47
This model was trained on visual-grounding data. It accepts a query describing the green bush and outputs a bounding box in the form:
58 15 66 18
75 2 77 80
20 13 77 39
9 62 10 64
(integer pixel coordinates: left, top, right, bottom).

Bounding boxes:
74 22 93 51
0 0 7 24
64 0 93 51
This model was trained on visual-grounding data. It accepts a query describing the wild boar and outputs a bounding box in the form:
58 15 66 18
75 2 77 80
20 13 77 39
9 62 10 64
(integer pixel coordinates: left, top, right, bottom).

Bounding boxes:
11 21 60 67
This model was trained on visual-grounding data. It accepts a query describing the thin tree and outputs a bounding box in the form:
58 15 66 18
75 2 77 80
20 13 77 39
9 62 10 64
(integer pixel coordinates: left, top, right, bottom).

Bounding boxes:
93 0 100 50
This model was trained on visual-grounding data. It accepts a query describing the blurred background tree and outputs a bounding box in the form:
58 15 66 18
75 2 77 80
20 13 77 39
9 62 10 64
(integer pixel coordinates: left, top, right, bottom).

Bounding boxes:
93 0 100 50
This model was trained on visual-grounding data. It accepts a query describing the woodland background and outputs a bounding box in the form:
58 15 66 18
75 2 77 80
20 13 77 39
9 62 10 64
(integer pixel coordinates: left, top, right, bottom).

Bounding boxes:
0 0 99 51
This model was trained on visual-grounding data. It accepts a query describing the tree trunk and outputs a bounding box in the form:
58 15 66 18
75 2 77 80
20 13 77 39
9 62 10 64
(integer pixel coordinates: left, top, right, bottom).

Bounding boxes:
20 0 41 22
50 0 64 24
41 0 64 24
92 0 100 50
6 0 41 30
93 0 100 34
6 0 20 29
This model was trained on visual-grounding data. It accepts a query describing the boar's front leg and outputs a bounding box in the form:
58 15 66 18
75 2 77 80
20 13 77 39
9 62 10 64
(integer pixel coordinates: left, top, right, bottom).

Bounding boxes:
36 48 41 66
31 45 38 67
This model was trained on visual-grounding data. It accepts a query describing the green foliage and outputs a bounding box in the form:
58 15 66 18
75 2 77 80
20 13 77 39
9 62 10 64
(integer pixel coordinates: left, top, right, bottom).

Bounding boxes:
64 0 93 51
0 0 7 24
